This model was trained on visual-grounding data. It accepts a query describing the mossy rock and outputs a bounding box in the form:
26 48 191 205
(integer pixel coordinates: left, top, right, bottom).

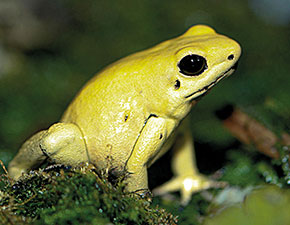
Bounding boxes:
0 164 177 225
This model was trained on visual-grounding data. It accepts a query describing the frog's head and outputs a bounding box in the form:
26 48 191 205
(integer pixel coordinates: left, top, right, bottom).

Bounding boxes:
141 25 241 118
172 25 241 101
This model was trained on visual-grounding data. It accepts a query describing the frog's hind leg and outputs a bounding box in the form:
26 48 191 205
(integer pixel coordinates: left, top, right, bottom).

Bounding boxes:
8 123 89 180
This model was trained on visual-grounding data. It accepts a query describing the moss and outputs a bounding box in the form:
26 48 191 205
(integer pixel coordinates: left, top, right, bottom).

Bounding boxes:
0 164 177 225
274 144 290 185
152 193 209 225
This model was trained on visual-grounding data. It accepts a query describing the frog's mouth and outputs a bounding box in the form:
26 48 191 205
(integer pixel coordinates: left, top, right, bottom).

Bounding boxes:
185 62 238 101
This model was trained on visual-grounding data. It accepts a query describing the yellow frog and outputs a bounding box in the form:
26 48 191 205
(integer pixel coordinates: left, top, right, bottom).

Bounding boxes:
9 25 241 205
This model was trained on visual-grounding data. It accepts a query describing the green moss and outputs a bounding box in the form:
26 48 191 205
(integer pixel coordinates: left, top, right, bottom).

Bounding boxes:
0 165 177 225
152 193 209 225
220 144 290 188
273 144 290 185
221 150 268 187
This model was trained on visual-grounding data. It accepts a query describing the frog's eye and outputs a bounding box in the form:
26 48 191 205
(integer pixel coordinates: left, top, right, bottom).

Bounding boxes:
178 54 207 76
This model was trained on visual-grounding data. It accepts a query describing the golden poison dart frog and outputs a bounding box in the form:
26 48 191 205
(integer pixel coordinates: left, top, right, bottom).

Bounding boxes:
9 25 241 205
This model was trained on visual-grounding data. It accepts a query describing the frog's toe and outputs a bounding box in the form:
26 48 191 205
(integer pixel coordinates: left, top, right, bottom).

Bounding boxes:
180 176 228 205
153 176 184 196
153 174 227 205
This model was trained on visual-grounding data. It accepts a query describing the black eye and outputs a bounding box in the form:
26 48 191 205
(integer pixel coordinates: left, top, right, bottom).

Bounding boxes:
178 54 207 76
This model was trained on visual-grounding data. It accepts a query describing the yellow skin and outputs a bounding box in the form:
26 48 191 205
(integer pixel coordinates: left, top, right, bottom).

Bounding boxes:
9 25 241 205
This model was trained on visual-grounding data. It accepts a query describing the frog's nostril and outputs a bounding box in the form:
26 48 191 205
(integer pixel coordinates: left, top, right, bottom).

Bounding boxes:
227 54 234 60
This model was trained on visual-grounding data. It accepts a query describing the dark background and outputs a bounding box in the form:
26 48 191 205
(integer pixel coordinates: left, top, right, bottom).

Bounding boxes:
1 0 289 224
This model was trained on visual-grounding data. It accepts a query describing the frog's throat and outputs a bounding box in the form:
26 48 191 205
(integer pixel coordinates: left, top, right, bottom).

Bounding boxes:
185 62 238 100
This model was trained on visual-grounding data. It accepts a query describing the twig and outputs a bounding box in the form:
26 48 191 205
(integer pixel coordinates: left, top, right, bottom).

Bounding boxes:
223 108 290 160
0 160 8 175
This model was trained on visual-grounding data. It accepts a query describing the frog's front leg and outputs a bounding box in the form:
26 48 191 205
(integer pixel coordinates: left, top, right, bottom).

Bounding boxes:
153 128 227 205
8 123 89 180
125 115 168 194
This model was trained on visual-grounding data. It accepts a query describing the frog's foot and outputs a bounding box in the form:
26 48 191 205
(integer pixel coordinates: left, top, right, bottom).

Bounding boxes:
153 174 227 205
